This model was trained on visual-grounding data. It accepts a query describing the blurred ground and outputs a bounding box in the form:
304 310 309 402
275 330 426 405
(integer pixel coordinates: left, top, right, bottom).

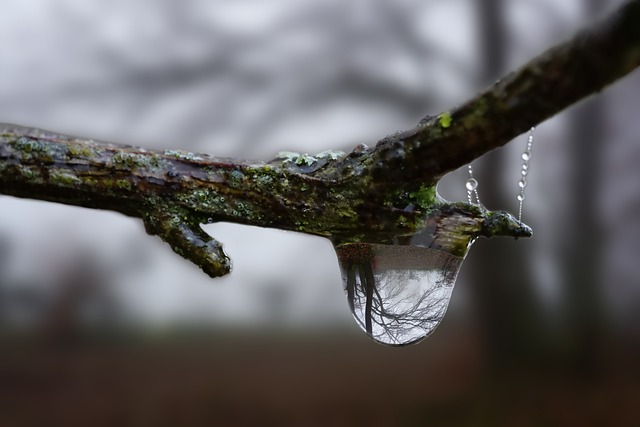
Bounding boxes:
1 0 640 425
1 328 640 426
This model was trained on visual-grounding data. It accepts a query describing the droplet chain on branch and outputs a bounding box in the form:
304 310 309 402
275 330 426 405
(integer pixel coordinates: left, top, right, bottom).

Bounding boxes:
517 127 535 222
465 126 536 222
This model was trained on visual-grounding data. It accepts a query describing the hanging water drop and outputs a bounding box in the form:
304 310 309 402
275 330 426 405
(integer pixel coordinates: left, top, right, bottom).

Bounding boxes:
334 242 465 346
465 178 478 191
518 179 527 188
521 152 531 161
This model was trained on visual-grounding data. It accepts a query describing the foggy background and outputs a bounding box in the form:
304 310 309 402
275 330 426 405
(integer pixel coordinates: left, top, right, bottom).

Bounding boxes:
1 0 639 425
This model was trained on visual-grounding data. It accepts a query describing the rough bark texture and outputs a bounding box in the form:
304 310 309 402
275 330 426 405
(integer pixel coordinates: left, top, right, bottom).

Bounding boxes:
1 0 639 278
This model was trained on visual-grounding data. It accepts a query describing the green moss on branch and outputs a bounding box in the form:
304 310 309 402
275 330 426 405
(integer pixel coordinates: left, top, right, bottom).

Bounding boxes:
1 1 639 277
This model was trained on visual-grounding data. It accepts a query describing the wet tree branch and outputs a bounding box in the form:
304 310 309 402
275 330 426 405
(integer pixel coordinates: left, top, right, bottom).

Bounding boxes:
1 0 639 277
363 0 640 188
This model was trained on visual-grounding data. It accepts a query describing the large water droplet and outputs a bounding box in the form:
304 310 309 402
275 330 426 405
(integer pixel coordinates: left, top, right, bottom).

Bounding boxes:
334 242 465 346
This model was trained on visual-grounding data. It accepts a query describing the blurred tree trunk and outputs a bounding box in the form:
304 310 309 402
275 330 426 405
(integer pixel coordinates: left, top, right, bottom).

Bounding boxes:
559 0 608 374
468 0 545 373
468 0 611 376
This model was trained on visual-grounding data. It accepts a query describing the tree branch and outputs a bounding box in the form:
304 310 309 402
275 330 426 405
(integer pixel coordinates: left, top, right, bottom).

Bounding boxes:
1 0 639 278
362 0 640 188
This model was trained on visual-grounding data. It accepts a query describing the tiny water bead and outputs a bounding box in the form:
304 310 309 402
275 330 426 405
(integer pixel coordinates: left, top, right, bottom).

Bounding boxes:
334 241 466 346
466 164 480 205
465 178 478 191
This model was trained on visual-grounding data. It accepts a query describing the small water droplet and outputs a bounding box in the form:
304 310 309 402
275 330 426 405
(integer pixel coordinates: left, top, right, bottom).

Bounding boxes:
521 169 528 176
517 194 525 202
521 152 531 161
334 242 465 346
465 178 478 191
518 179 527 188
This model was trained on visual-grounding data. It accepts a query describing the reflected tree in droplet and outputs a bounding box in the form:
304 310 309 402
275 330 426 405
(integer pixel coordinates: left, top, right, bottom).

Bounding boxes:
335 241 463 346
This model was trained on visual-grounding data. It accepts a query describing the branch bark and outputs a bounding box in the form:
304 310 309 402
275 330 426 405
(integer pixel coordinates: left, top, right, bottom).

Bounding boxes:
1 0 639 278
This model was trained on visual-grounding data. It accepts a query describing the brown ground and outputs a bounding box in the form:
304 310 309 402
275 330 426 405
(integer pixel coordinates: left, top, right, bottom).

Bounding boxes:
0 326 639 427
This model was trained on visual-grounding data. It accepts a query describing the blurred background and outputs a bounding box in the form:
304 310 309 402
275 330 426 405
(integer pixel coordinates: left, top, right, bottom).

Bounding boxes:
1 0 639 425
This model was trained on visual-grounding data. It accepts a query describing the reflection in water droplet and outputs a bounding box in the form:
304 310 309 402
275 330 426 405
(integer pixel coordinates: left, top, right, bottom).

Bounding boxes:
335 243 465 346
